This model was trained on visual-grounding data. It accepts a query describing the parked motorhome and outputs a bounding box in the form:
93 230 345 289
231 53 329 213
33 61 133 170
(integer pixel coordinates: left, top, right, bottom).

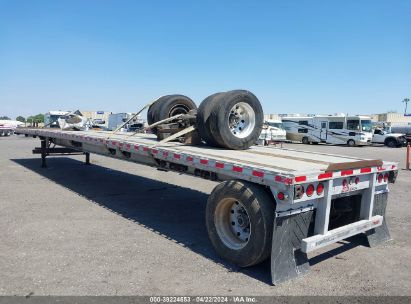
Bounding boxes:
282 115 373 146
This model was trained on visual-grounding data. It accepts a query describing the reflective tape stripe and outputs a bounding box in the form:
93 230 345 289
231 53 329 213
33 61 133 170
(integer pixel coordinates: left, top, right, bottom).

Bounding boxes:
318 172 333 179
274 176 293 185
341 170 353 176
215 162 224 169
295 176 307 182
252 171 264 178
233 166 243 173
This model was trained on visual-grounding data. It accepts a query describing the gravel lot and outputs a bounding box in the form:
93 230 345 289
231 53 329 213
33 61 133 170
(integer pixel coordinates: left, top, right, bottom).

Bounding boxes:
1 136 410 296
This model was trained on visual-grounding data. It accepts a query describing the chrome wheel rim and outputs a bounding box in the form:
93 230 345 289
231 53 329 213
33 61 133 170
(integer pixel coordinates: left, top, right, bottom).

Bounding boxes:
214 198 251 250
228 102 256 138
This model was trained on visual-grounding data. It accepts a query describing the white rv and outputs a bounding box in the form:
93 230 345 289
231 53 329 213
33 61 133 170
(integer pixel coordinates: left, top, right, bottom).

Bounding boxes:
282 115 373 146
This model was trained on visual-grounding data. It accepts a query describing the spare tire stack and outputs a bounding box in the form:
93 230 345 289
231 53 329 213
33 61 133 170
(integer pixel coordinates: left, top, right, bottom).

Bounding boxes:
147 90 264 150
147 95 197 134
197 90 263 150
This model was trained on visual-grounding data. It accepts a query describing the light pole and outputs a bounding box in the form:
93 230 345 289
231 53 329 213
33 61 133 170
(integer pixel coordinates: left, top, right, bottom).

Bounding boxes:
403 98 410 115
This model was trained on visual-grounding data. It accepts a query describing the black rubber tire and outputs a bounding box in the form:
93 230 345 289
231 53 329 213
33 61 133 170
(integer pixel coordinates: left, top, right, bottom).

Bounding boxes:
302 137 309 144
206 180 275 267
147 95 196 133
347 139 355 147
147 96 167 126
200 90 263 150
196 92 224 147
385 138 398 148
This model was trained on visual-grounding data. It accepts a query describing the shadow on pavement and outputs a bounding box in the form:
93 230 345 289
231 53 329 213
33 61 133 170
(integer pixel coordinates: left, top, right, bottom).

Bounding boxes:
309 235 368 267
12 157 272 284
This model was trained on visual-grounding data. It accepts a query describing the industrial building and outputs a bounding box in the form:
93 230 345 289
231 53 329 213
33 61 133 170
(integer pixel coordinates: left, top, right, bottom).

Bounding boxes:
79 111 112 127
370 112 411 126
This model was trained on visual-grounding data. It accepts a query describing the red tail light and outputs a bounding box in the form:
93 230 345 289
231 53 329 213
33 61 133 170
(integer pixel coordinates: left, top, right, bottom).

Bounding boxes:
316 183 324 195
377 174 383 183
306 184 315 197
355 177 360 184
342 179 348 188
383 173 389 182
277 192 285 200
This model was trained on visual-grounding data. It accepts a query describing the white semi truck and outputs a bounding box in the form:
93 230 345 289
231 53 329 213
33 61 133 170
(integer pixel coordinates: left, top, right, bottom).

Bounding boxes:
15 90 398 285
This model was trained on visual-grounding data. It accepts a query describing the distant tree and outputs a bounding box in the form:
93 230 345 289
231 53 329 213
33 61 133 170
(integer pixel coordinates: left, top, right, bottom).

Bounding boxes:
34 113 45 123
27 114 44 123
16 116 26 123
0 116 11 120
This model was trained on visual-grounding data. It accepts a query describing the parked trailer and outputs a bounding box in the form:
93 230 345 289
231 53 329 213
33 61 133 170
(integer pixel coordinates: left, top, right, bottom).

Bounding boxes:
0 124 14 136
15 126 398 285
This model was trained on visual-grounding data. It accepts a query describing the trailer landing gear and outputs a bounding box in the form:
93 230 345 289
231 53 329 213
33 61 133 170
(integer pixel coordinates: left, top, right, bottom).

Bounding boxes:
34 138 89 168
85 152 91 165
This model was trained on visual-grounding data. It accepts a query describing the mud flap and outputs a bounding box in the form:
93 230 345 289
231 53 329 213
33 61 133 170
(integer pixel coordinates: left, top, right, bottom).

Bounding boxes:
270 210 314 285
365 192 391 247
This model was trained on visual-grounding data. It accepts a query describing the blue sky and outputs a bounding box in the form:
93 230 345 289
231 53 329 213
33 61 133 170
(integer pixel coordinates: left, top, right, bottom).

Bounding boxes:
1 0 410 119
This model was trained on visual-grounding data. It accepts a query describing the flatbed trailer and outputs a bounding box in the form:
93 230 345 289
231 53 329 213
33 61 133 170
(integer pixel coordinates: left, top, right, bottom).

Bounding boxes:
15 127 399 285
0 125 13 136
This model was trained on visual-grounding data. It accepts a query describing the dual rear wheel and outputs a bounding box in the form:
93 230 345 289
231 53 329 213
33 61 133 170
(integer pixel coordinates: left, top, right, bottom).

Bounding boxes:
206 180 275 267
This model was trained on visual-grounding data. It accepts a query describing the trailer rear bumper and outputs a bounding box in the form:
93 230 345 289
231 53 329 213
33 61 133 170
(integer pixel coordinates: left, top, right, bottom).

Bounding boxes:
270 192 390 285
301 215 382 253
